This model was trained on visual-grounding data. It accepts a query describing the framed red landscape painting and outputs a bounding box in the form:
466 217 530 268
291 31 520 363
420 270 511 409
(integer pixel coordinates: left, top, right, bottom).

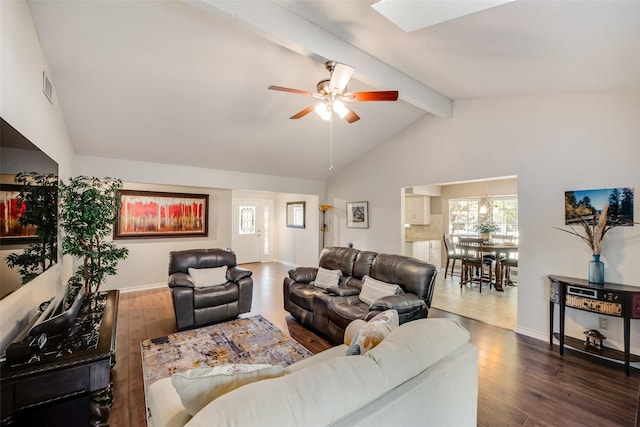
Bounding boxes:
0 184 38 244
114 190 209 239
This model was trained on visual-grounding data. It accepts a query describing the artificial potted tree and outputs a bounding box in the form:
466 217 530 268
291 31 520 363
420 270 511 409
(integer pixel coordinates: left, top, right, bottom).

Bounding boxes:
59 176 129 294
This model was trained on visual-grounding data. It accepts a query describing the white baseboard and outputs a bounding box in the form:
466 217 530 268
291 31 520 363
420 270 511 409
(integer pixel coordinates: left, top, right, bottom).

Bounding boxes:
115 282 166 294
514 324 547 342
273 259 298 268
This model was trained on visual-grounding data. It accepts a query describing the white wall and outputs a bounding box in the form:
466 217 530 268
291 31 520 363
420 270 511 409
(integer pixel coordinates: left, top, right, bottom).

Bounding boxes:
275 193 320 267
326 90 640 354
75 155 325 196
98 182 233 292
0 0 75 350
71 155 327 292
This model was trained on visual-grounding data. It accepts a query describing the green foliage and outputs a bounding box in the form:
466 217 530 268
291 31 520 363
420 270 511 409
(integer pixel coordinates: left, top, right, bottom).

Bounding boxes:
4 172 58 284
59 176 129 293
475 221 499 233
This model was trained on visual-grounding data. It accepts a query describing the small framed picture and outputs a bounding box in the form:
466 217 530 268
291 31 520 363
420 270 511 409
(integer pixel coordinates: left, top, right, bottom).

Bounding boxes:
346 201 369 229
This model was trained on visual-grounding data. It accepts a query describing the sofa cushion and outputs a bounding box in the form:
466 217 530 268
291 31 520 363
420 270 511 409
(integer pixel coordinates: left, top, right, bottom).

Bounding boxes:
370 254 436 302
358 275 402 306
172 364 284 416
169 249 237 275
284 344 348 375
188 267 228 287
289 283 325 312
193 283 238 309
318 247 359 276
188 351 383 427
346 310 399 356
365 318 471 387
313 267 342 289
329 296 370 329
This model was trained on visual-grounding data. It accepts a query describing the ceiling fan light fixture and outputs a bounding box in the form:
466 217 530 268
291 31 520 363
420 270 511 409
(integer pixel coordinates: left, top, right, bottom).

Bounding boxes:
315 102 331 121
332 100 348 118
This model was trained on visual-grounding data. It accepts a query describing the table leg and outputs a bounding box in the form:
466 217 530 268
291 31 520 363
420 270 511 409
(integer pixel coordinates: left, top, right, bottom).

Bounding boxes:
493 251 504 292
625 315 631 376
549 301 554 348
89 386 111 427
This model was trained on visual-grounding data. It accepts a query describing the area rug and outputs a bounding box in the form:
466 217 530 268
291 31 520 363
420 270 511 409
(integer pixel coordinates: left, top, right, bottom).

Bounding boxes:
140 315 313 424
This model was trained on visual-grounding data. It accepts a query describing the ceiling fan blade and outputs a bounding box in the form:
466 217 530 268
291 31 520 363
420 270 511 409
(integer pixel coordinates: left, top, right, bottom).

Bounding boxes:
268 85 321 98
343 106 360 124
344 91 399 102
329 62 355 94
289 105 315 120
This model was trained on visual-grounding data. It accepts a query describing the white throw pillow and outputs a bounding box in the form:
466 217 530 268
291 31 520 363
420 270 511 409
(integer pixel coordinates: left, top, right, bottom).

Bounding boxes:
188 267 228 287
312 267 342 289
171 364 284 416
358 275 402 306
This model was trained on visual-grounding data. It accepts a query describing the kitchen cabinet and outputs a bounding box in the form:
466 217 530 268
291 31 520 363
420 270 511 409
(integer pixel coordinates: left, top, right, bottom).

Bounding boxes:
405 240 441 269
405 196 430 224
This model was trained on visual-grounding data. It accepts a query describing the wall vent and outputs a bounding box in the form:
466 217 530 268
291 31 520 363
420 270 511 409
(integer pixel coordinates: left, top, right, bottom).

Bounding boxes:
42 71 53 104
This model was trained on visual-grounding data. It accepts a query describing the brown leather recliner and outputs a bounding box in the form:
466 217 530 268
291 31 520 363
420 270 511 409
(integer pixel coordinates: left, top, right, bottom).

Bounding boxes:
283 246 437 344
168 248 253 330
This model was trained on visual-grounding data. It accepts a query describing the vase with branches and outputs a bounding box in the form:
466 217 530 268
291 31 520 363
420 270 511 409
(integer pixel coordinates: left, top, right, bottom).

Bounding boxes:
59 176 129 293
554 203 634 284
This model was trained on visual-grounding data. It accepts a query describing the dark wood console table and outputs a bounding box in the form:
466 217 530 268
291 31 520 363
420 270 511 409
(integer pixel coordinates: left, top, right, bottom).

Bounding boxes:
1 290 119 426
548 275 640 376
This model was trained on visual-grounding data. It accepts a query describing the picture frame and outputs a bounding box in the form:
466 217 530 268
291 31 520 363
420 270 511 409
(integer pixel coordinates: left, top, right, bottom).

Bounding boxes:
346 201 369 229
114 190 209 239
0 184 39 244
565 187 634 226
286 201 306 228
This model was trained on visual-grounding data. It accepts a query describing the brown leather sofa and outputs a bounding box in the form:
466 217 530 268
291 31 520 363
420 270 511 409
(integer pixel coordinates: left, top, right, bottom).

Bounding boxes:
283 246 437 344
168 248 253 330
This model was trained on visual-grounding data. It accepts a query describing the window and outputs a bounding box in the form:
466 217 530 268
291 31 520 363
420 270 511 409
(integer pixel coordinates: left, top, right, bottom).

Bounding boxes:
448 199 480 236
491 197 518 240
448 197 518 240
239 205 256 235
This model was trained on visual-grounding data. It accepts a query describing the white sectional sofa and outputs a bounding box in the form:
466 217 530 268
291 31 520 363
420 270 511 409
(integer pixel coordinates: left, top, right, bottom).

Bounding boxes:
147 317 478 427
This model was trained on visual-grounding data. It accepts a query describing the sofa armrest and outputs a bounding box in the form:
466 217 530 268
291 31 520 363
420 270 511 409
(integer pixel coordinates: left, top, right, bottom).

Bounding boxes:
236 276 253 313
288 267 318 283
367 294 427 321
326 285 360 297
228 266 252 282
168 272 195 289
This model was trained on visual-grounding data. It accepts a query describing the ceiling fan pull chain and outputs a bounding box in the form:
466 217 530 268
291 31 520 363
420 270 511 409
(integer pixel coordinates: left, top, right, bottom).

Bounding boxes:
329 114 334 172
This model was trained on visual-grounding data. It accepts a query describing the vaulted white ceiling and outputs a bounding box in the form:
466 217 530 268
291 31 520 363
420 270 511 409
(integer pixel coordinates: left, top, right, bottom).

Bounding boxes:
28 0 640 181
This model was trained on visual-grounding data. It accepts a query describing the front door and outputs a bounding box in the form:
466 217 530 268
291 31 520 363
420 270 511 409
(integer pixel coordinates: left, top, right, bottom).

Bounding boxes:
232 199 273 264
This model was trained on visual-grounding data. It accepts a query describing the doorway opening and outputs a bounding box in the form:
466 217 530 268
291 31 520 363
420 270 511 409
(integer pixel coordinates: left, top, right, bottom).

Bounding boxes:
401 176 518 330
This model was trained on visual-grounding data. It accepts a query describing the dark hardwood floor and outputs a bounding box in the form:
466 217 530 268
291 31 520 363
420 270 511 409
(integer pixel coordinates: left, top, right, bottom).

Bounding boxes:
108 262 639 426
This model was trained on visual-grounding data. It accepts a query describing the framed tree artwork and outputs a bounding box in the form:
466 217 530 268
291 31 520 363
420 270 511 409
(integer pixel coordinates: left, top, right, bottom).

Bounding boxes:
346 201 369 229
114 190 209 239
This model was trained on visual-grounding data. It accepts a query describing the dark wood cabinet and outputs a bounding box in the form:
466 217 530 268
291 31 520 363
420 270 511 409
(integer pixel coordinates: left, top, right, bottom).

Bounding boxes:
548 275 640 376
1 290 119 426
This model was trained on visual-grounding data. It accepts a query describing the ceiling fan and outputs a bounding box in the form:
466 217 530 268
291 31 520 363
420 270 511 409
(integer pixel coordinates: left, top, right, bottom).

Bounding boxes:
268 61 399 124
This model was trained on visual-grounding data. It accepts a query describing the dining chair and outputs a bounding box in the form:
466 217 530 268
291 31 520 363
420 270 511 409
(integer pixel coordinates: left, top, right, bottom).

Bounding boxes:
443 234 464 278
458 237 493 293
500 248 518 286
